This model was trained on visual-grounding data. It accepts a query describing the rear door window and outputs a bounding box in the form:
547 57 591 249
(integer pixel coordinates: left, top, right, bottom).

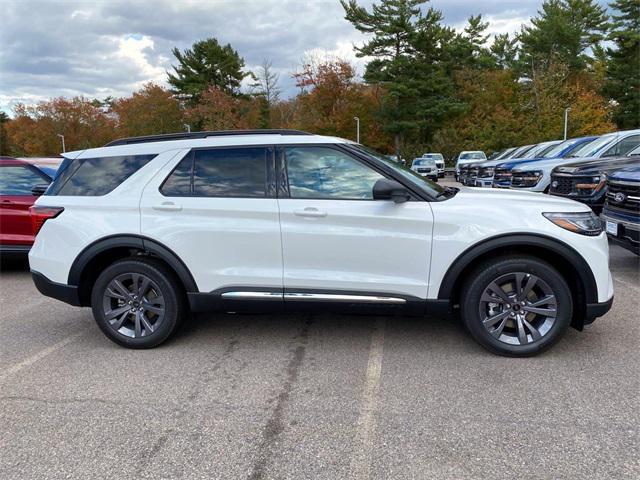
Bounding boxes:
0 166 49 195
161 147 270 198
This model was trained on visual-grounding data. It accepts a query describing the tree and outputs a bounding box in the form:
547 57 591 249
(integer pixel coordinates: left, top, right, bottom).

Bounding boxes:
491 33 519 70
518 0 609 74
112 83 184 137
0 112 10 155
254 59 281 105
604 0 640 128
341 0 459 155
290 57 392 150
448 15 495 70
184 86 262 131
4 97 116 156
167 38 248 99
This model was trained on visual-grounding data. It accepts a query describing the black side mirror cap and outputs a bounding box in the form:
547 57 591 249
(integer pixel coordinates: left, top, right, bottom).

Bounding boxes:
372 178 411 203
31 184 49 196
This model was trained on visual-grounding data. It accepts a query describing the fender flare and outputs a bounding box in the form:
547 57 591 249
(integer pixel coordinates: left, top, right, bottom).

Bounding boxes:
67 235 199 292
436 233 598 303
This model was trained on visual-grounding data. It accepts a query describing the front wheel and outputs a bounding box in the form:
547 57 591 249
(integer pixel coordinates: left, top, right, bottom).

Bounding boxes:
460 256 572 357
91 258 186 348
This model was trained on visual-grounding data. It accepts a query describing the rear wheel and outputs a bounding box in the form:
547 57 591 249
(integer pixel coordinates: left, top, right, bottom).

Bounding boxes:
460 256 572 356
91 258 186 348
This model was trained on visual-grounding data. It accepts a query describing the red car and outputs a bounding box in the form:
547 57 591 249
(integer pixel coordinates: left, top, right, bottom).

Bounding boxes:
0 157 56 256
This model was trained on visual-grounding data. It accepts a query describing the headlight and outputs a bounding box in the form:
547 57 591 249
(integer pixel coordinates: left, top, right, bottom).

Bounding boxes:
514 170 543 186
576 173 607 191
543 212 603 236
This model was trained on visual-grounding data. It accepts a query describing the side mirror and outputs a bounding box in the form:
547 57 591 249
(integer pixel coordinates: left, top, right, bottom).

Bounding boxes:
31 184 49 196
372 178 410 203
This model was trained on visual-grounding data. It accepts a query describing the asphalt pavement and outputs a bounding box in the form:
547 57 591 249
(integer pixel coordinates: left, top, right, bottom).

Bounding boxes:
1 216 638 479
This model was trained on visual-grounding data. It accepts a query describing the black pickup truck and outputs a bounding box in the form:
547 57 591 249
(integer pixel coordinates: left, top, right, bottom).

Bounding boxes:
548 151 640 213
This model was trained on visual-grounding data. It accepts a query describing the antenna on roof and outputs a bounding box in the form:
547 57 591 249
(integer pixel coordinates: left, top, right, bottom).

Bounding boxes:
104 129 313 147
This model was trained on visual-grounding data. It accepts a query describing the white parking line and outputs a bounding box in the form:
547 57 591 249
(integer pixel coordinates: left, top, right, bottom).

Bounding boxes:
0 332 84 382
350 318 386 480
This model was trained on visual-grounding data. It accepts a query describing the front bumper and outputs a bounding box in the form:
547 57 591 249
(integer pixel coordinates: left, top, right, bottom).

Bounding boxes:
475 178 494 188
584 296 614 325
31 271 82 306
600 211 640 254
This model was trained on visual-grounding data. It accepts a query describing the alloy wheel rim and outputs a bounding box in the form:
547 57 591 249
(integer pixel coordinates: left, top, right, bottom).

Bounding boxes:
478 272 557 346
102 273 165 338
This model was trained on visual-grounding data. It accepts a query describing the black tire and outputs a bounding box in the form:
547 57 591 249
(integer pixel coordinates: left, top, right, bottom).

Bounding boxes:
91 257 186 348
460 255 572 357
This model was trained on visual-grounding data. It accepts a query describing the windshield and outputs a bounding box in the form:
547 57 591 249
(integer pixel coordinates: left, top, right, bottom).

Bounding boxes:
353 145 445 197
460 152 485 160
568 135 615 158
510 145 535 159
542 138 579 158
523 142 558 159
412 159 435 166
422 153 444 161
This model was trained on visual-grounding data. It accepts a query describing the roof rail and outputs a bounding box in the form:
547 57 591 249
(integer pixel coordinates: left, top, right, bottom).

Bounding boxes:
104 129 313 147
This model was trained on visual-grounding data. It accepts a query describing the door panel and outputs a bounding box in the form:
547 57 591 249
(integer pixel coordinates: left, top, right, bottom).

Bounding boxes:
278 199 433 298
0 195 35 245
0 165 50 245
277 146 433 299
140 148 282 293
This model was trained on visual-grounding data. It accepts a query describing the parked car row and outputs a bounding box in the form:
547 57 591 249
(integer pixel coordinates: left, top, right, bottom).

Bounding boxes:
457 130 640 254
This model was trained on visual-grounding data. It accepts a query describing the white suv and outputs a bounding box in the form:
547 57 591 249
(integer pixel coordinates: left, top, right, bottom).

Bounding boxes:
29 130 613 356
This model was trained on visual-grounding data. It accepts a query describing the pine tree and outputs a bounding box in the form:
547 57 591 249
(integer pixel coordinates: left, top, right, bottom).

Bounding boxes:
167 38 248 100
491 34 519 70
519 0 609 74
604 0 640 128
341 0 459 155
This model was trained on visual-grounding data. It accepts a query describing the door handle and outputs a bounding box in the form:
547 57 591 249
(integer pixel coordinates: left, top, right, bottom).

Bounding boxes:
293 207 327 218
152 202 182 212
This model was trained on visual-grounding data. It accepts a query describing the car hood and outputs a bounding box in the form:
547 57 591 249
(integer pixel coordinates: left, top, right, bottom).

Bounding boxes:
553 156 639 175
452 186 589 212
610 166 640 182
510 156 587 172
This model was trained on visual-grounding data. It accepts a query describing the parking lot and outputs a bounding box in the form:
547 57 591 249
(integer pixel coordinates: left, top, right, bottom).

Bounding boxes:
1 214 638 479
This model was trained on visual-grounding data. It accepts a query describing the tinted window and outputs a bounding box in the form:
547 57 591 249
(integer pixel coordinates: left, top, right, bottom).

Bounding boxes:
285 147 384 200
193 148 268 197
0 166 49 195
601 134 640 157
161 155 192 196
49 154 156 196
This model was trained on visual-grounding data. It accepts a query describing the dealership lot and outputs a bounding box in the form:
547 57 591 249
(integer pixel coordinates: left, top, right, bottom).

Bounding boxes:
0 240 638 479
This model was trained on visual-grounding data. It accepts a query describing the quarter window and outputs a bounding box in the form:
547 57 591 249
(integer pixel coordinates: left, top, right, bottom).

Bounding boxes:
49 154 156 196
0 166 48 195
285 147 384 199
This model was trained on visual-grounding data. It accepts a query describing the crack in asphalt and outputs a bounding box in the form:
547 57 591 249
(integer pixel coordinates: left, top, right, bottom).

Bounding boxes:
247 318 312 480
132 323 246 477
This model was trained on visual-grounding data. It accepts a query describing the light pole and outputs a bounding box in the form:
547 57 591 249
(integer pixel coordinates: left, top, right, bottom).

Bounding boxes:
57 134 65 153
563 108 571 140
183 124 191 133
354 116 360 143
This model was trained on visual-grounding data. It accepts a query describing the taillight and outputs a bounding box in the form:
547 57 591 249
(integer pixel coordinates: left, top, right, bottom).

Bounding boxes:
29 206 64 236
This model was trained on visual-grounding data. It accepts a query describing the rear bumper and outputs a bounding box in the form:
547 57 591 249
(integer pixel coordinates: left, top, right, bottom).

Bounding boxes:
584 296 614 325
31 270 81 306
0 244 31 257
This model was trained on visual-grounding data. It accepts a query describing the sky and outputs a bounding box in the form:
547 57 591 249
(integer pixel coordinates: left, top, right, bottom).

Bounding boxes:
0 0 596 115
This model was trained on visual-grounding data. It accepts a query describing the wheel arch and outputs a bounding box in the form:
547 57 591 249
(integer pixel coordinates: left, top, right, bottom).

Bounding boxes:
68 235 198 306
437 233 598 330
